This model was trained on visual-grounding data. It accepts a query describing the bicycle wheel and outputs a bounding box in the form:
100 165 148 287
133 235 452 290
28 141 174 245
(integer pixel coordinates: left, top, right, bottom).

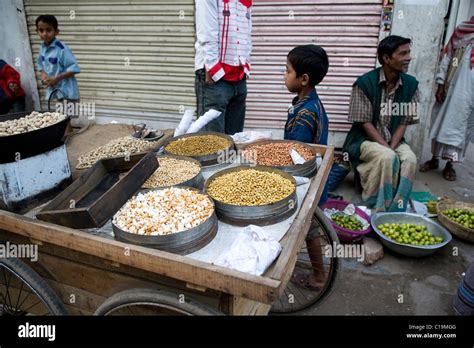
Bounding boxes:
271 207 340 313
0 258 67 315
95 288 224 316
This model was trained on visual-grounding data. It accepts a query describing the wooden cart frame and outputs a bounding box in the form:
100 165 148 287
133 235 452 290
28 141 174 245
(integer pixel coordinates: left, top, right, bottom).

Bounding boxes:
0 145 334 315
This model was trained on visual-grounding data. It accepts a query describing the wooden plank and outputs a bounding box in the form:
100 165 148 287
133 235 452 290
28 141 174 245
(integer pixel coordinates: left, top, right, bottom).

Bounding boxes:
268 146 334 296
0 216 280 304
65 304 94 316
40 164 107 210
88 152 158 225
38 252 179 299
229 296 272 316
0 231 224 312
48 279 107 315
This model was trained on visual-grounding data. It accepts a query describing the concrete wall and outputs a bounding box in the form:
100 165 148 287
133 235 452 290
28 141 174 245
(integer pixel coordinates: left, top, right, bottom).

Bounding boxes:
0 0 40 111
388 0 450 162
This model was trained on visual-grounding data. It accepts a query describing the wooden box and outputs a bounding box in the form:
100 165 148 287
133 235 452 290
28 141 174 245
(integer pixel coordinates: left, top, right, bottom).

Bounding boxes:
36 152 158 228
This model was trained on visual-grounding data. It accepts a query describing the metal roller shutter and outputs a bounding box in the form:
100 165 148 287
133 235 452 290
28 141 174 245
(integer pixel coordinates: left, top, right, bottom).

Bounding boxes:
24 0 196 126
248 0 383 131
24 0 382 131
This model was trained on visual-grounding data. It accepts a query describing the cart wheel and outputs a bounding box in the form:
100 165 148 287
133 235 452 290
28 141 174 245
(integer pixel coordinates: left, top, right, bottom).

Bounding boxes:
0 258 67 315
271 207 340 313
95 288 224 316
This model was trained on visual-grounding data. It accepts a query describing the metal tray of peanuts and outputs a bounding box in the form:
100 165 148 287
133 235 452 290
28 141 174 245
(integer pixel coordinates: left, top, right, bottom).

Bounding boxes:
112 186 218 254
242 139 318 178
204 165 297 226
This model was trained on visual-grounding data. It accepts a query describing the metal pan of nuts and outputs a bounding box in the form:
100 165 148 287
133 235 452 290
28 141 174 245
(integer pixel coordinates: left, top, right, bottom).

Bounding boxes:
112 187 217 255
76 135 164 170
204 166 298 226
241 140 318 178
142 155 203 189
163 131 235 166
0 110 70 163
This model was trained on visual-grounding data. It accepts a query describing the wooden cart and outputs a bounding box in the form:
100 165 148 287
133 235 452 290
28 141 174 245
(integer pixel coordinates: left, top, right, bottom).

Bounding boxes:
0 144 334 316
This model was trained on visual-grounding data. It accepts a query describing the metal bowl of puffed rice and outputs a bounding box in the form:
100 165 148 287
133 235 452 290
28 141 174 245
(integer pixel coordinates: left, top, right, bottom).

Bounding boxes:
112 186 217 254
163 131 235 166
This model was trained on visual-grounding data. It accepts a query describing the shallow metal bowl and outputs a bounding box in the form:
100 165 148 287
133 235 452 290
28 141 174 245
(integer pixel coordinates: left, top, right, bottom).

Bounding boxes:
163 131 235 166
371 213 452 257
112 186 217 255
142 154 203 189
204 166 297 226
241 139 318 178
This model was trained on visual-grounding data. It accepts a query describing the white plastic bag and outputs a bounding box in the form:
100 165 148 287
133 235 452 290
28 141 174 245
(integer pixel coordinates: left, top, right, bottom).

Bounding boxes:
294 176 310 186
186 109 222 134
174 109 195 137
214 225 282 276
289 149 305 164
231 131 273 144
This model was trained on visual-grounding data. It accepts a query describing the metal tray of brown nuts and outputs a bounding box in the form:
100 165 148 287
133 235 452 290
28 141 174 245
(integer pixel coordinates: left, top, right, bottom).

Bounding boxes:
112 186 218 255
163 131 235 167
241 139 318 178
204 166 298 226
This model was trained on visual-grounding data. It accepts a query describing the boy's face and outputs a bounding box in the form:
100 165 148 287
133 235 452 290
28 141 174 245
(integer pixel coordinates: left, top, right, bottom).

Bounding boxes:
36 21 59 46
284 60 305 93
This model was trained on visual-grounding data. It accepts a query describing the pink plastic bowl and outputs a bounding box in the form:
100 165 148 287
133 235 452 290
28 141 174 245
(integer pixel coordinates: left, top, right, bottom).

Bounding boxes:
321 199 372 242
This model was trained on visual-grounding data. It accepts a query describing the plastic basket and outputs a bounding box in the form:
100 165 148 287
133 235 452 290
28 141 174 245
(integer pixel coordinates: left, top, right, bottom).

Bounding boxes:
321 199 372 242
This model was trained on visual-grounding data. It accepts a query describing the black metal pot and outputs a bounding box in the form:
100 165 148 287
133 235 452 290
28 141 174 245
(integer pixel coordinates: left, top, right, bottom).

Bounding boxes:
0 110 70 164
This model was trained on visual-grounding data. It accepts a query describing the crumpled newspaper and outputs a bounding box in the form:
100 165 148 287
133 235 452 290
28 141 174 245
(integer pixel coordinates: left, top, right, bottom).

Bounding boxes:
214 225 282 276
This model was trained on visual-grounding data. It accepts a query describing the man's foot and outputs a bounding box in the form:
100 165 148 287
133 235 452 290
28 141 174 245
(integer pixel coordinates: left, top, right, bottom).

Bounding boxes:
442 162 456 181
291 272 326 291
419 158 439 172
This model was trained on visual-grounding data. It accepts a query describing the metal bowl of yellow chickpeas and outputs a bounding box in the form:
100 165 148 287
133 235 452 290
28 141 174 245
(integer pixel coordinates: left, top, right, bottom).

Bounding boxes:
371 213 452 257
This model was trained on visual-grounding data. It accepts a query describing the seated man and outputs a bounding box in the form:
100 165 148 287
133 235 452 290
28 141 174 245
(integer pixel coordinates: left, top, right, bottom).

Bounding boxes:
342 36 419 212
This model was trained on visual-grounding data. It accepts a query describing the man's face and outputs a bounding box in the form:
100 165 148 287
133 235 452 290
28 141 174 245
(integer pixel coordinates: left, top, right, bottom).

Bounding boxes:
384 43 411 72
36 21 58 46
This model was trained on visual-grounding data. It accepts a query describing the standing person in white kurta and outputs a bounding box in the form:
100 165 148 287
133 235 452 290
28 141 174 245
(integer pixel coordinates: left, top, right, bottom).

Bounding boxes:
420 17 474 181
194 0 252 135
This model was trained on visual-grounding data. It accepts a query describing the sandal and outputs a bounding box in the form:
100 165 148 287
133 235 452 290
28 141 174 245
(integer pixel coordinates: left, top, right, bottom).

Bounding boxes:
290 272 325 291
442 163 456 181
419 158 439 172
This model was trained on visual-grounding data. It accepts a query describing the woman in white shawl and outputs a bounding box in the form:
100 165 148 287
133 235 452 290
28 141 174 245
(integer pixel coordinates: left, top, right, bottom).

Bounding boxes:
420 17 474 181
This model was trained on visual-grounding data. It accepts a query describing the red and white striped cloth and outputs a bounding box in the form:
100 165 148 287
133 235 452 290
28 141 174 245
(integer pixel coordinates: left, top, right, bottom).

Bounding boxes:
443 17 474 69
195 0 252 82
